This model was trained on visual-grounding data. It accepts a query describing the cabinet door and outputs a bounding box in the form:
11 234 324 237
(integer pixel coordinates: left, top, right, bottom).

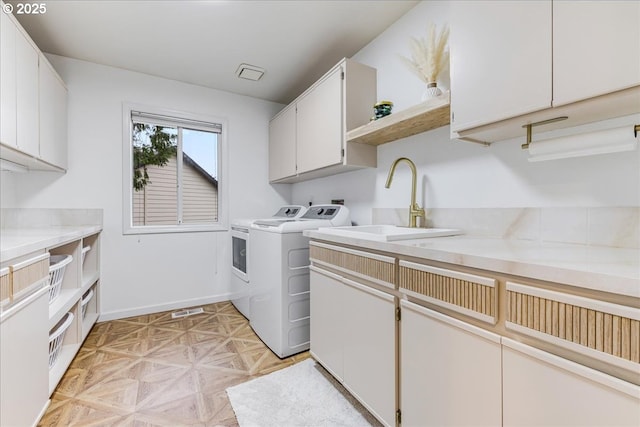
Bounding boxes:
400 300 502 427
296 67 343 174
553 1 640 106
268 104 296 182
503 338 640 426
0 288 49 427
15 27 39 157
0 10 17 148
450 0 552 132
309 266 344 381
39 56 68 169
342 277 396 427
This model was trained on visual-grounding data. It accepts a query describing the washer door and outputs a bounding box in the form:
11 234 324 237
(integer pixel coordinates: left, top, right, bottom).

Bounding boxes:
231 228 249 282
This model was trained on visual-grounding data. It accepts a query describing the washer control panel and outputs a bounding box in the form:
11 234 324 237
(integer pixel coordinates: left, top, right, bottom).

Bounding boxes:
301 205 343 220
273 205 307 218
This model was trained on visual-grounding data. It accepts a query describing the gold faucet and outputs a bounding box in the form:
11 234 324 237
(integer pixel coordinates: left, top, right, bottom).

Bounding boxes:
385 157 425 228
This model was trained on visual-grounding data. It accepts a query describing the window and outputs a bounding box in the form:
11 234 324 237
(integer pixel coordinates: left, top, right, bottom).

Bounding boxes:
123 105 227 234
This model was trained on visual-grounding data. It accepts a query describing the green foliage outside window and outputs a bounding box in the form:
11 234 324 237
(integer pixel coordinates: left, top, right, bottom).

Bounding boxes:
132 123 177 191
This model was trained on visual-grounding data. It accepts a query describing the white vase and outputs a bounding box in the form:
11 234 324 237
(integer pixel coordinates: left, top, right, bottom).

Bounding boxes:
422 82 443 101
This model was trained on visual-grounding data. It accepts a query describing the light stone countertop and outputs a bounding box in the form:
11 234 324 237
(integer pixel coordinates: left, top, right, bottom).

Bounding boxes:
304 230 640 299
1 226 103 262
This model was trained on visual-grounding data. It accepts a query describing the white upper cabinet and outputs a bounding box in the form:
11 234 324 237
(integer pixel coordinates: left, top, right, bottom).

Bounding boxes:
450 0 640 142
0 2 68 171
296 67 344 175
450 0 552 133
268 104 296 182
553 0 640 106
15 22 40 157
1 9 17 149
268 58 376 183
39 56 68 170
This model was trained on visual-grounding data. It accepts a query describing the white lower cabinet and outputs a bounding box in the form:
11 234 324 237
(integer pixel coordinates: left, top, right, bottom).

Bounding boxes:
342 277 396 427
0 287 49 427
309 266 344 381
502 338 640 427
0 227 101 426
310 265 396 427
400 300 502 427
309 240 640 427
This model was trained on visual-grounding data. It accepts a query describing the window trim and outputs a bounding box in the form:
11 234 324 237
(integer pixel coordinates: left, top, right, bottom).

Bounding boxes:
122 102 228 235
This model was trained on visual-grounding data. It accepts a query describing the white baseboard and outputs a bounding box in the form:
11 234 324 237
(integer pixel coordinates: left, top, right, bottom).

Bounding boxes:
98 292 234 322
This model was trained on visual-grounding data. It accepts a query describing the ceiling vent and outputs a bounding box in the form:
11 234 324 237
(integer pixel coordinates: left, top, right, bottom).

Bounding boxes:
236 63 265 81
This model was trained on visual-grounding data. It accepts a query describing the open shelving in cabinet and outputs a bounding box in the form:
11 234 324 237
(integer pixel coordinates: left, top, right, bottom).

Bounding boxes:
46 231 101 395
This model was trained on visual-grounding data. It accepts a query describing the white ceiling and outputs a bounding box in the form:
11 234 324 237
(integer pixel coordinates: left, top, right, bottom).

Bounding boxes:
10 0 419 105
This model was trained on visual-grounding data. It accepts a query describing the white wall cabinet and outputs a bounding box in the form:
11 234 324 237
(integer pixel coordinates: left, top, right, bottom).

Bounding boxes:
39 56 68 170
296 67 344 174
0 9 17 149
553 0 640 107
450 0 552 133
503 338 640 426
269 58 376 183
0 1 68 171
14 17 40 157
309 263 396 427
400 300 502 427
268 104 296 182
450 0 640 140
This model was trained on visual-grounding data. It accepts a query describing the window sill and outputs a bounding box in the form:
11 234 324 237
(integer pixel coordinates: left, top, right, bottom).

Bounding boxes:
123 223 227 235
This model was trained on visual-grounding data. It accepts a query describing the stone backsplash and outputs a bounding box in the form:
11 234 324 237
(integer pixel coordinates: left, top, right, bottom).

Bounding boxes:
372 207 640 249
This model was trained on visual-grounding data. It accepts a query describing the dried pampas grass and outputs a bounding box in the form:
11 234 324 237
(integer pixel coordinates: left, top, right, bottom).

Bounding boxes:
399 23 449 85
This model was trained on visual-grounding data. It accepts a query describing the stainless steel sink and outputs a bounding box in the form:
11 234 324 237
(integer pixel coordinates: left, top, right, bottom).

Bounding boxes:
317 225 463 241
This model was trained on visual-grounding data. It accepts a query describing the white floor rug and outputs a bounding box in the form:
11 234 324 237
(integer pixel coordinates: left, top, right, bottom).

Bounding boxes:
226 358 381 427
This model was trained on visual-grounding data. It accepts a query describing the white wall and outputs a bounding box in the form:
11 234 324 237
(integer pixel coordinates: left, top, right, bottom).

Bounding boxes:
0 172 16 209
3 55 291 319
291 1 640 225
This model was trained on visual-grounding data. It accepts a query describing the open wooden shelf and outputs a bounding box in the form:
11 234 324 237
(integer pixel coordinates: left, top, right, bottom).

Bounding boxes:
346 91 450 146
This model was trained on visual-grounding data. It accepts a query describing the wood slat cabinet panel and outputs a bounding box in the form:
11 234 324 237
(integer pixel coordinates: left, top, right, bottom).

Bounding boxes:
0 253 49 309
309 241 396 288
506 282 640 373
399 260 497 324
0 268 10 306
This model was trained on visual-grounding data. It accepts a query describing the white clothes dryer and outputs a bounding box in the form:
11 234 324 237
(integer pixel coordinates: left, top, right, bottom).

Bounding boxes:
230 205 307 319
249 205 351 358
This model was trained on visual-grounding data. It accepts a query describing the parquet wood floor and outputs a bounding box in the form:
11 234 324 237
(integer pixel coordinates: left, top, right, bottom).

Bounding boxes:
39 302 309 426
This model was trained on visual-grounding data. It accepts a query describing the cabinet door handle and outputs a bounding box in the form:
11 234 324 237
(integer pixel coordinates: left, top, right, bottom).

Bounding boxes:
309 265 342 281
342 277 395 302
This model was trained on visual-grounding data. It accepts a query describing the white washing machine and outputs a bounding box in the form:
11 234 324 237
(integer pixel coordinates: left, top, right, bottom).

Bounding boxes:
230 205 307 319
249 205 351 358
